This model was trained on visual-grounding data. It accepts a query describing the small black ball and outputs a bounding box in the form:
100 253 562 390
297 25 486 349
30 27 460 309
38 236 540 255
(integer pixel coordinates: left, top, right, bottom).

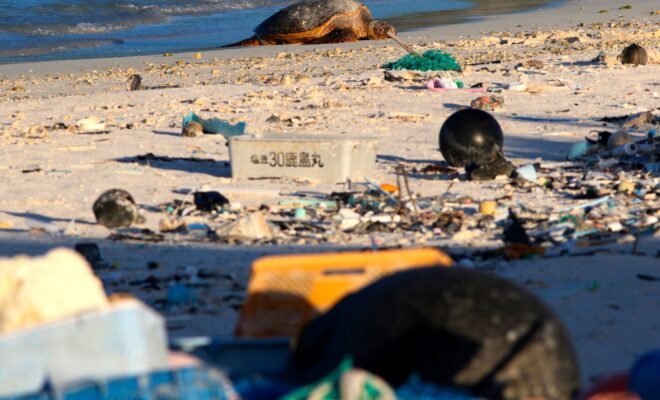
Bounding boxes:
93 188 140 228
194 191 229 212
439 108 504 167
620 44 648 66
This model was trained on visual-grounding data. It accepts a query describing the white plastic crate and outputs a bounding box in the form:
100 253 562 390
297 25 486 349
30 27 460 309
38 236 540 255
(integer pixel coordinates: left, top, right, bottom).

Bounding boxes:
229 134 377 183
0 301 168 397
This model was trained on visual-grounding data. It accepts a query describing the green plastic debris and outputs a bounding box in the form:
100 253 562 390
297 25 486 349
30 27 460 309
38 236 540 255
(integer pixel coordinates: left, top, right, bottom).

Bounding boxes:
382 50 462 72
182 112 246 138
282 358 395 400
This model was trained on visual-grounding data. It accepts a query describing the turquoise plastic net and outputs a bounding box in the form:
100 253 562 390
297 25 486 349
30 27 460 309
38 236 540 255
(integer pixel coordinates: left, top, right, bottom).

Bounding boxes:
382 50 462 72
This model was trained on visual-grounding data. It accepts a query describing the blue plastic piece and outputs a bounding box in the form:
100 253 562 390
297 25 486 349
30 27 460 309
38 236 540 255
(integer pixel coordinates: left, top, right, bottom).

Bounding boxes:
167 284 197 305
233 379 297 400
187 223 210 231
630 349 660 400
2 368 234 400
643 163 660 173
183 113 245 138
396 376 478 400
567 141 591 161
294 208 306 219
515 164 537 182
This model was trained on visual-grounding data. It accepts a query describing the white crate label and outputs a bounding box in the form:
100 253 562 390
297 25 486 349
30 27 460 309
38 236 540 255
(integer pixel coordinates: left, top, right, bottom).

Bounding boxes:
249 151 325 168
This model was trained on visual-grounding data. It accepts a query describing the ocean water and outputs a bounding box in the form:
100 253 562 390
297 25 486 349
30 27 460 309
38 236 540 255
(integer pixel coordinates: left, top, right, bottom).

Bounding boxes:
0 0 557 64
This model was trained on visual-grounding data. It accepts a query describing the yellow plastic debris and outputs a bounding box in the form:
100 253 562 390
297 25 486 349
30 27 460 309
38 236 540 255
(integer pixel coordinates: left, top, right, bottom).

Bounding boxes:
235 248 453 338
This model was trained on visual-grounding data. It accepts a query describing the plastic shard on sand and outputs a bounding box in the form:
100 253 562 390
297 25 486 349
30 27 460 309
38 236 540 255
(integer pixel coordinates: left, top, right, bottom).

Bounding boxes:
216 212 279 241
182 112 246 138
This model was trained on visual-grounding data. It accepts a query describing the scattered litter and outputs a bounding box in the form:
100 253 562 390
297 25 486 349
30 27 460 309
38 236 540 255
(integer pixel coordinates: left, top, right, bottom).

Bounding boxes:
182 121 203 137
479 200 497 216
229 134 377 183
0 221 13 229
25 219 62 235
182 112 246 138
503 210 531 245
426 78 486 93
396 375 476 400
383 70 430 83
630 349 660 398
294 207 307 219
513 164 538 183
439 108 504 167
288 267 579 398
21 166 42 174
515 59 545 69
126 74 143 91
470 95 504 111
74 242 110 270
382 50 462 72
505 82 528 92
620 44 648 66
336 208 361 231
566 125 659 173
282 359 395 400
440 109 514 180
167 283 197 305
194 191 230 212
93 189 145 229
617 180 636 194
76 116 108 134
216 212 279 241
0 249 168 397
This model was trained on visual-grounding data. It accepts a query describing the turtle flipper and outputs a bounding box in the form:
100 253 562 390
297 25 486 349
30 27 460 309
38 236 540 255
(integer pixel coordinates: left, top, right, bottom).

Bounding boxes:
307 29 358 44
223 36 262 47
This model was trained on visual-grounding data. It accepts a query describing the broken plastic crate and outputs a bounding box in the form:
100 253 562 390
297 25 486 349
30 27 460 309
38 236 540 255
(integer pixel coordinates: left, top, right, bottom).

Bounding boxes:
235 248 453 338
0 367 235 400
0 300 168 397
229 134 377 183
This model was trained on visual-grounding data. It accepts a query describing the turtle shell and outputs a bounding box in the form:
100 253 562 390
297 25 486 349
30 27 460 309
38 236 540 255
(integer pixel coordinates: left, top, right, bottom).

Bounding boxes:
256 0 367 36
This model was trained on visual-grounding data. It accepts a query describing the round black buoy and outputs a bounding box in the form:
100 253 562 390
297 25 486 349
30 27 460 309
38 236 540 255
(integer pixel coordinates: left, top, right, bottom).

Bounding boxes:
93 188 144 228
286 267 580 398
620 44 648 66
439 108 504 167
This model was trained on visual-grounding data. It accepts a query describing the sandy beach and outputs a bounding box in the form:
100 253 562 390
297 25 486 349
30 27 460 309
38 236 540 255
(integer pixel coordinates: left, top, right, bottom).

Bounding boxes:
0 0 659 390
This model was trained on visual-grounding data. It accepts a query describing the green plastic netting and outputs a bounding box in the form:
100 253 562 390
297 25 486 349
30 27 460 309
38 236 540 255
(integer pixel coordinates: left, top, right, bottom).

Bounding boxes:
382 50 462 72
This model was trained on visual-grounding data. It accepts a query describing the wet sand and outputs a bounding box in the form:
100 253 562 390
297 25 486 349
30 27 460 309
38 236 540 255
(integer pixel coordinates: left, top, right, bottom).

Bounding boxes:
388 0 562 31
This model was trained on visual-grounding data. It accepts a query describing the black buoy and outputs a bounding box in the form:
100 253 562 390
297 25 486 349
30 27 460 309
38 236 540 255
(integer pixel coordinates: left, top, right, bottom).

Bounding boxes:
620 44 648 66
93 188 144 228
286 267 580 399
194 191 229 212
439 108 504 167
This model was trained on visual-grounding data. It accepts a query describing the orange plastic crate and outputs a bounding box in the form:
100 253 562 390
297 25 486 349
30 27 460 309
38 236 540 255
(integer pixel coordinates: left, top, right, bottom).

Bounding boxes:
235 248 453 338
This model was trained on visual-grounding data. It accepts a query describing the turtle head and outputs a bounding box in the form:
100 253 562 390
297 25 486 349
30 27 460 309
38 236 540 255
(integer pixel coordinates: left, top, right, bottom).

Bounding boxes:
368 20 396 40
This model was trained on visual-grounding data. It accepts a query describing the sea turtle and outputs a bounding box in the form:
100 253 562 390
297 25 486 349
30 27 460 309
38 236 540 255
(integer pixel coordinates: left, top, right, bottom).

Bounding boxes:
228 0 397 46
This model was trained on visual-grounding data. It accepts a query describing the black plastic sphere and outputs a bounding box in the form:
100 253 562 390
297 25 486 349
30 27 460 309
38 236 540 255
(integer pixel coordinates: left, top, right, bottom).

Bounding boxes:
439 108 504 167
620 44 648 66
93 188 140 228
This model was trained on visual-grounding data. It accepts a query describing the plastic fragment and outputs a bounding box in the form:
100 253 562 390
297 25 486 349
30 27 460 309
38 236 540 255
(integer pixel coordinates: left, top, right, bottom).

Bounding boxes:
182 112 246 138
382 50 462 72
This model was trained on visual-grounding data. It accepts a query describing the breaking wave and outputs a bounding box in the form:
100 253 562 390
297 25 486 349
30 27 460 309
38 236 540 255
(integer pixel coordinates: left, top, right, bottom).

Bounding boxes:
0 0 290 36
